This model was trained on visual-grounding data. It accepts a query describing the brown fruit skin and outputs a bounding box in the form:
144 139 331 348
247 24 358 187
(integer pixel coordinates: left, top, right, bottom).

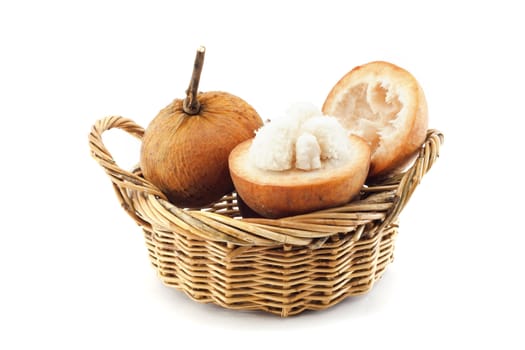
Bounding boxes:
229 136 371 219
140 91 263 208
236 193 263 219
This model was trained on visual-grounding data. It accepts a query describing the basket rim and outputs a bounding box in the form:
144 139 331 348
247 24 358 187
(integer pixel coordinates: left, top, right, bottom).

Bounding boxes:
89 116 444 247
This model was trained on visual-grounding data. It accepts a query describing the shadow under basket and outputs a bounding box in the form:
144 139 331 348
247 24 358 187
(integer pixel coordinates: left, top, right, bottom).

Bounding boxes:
89 116 444 317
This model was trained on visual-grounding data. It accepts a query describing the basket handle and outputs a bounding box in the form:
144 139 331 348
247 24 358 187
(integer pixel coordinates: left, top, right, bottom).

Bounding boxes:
378 129 444 231
88 116 167 224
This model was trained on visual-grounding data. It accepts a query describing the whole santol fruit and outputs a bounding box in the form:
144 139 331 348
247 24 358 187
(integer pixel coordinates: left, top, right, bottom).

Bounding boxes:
140 47 263 208
229 103 371 218
322 61 428 179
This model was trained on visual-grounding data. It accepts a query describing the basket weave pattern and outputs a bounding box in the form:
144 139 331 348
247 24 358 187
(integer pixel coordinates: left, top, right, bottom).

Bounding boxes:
89 116 443 317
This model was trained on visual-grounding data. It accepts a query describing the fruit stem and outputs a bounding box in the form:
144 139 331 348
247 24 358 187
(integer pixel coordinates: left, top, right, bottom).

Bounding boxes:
183 46 206 115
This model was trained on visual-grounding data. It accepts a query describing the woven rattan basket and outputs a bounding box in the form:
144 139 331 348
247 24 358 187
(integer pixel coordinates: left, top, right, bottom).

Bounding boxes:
89 115 443 317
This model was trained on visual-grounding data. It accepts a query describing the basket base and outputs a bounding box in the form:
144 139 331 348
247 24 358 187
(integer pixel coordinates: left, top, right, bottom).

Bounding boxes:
141 222 398 317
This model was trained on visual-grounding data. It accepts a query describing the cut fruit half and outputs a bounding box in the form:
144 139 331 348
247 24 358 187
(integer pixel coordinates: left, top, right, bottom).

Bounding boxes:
322 61 428 178
229 135 371 218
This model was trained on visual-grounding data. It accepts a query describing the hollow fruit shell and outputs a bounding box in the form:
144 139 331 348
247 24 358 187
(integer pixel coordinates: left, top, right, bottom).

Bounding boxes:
322 61 428 178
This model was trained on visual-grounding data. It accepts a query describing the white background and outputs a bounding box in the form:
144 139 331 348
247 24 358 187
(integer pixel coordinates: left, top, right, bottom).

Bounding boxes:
1 0 523 348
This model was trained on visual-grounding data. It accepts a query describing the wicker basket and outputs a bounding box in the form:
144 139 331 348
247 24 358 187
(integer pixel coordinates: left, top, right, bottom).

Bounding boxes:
89 116 443 317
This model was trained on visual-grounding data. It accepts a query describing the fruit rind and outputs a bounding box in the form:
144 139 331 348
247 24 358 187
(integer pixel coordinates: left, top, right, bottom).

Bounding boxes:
322 61 428 178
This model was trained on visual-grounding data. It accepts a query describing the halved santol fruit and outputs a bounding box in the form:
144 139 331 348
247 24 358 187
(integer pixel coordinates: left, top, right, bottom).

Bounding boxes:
229 103 371 218
140 47 263 208
230 136 370 219
322 61 428 179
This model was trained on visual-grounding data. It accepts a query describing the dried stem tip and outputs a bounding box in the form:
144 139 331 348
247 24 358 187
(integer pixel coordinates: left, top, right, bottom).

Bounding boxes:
183 46 206 115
